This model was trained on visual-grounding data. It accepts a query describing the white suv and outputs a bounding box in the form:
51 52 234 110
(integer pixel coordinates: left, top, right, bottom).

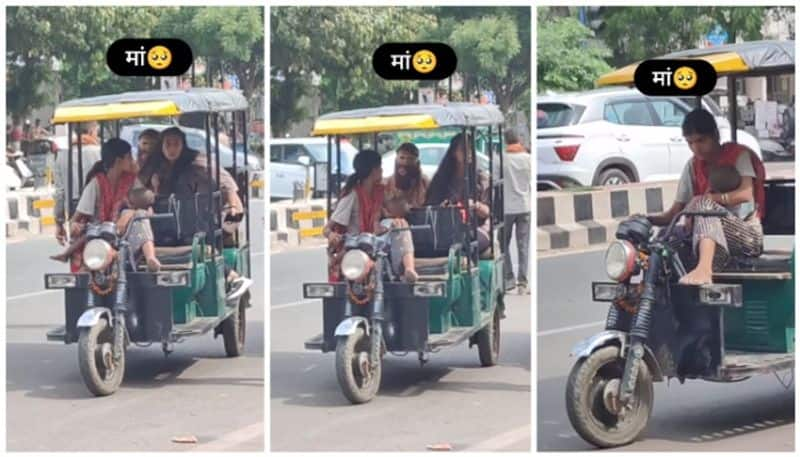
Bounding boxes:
269 137 357 200
537 88 761 189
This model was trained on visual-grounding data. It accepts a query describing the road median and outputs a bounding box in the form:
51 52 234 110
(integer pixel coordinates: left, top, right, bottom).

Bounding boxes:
537 180 678 253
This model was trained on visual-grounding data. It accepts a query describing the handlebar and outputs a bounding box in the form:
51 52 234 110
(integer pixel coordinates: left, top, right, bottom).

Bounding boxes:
659 208 728 242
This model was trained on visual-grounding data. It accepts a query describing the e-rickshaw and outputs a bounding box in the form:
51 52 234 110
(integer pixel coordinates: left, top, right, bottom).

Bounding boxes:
566 40 795 447
44 89 254 396
302 103 507 403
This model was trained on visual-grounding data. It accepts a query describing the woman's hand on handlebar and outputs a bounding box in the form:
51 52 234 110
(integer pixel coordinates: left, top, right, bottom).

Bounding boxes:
327 231 342 245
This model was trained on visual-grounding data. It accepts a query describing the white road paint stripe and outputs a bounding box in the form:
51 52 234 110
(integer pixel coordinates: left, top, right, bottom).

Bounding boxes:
460 424 531 451
7 290 56 301
189 421 264 452
537 245 607 259
271 299 319 310
7 251 264 302
537 320 604 336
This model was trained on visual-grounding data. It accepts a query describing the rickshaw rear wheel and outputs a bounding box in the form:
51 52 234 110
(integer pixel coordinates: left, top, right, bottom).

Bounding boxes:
221 298 247 357
78 318 124 396
566 346 653 448
477 307 501 366
335 327 381 404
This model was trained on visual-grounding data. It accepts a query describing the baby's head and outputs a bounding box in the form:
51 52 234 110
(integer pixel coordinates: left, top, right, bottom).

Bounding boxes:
709 165 741 194
385 195 409 218
128 187 154 209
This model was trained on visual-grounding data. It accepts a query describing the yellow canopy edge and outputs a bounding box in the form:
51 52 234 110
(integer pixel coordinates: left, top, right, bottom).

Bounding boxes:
596 52 750 87
52 100 181 123
312 114 439 136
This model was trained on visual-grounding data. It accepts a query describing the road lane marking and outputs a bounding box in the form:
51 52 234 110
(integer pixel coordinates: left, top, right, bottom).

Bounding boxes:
537 321 604 336
271 299 319 310
7 290 57 301
537 245 607 259
461 424 531 451
189 421 264 452
8 251 264 303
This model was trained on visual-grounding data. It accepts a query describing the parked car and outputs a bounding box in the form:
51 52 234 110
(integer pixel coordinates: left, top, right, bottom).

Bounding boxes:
270 137 357 200
537 87 762 190
120 124 262 172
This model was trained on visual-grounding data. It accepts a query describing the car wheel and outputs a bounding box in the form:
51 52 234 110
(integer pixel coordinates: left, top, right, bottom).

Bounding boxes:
596 168 631 187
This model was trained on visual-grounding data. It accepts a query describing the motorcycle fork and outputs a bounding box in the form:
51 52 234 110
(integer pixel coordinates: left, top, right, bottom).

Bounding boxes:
112 244 129 363
369 254 387 370
619 252 662 407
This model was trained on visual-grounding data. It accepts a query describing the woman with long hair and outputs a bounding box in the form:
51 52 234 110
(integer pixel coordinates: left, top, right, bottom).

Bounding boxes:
51 138 160 272
425 133 492 252
324 149 418 283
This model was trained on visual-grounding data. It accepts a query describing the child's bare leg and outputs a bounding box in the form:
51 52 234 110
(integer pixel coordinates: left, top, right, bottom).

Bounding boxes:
50 236 87 262
402 253 418 283
142 241 161 272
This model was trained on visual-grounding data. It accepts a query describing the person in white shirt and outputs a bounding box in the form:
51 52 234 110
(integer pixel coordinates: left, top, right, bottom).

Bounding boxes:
502 128 531 295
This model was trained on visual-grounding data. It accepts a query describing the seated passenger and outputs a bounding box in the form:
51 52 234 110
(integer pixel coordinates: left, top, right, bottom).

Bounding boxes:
51 138 161 272
647 109 765 285
425 133 492 252
139 127 247 286
324 149 418 283
383 142 429 208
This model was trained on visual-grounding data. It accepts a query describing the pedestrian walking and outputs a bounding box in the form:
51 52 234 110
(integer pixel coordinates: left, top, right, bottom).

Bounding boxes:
502 128 531 294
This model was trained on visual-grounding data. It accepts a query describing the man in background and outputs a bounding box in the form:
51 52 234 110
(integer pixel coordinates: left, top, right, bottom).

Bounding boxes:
502 128 531 295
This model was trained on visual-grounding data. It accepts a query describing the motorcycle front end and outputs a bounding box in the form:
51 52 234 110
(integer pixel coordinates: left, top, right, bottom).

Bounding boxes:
565 217 657 448
75 222 128 396
333 233 388 404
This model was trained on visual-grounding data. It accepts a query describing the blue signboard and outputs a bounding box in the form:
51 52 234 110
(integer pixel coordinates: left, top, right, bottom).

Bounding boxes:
706 25 729 46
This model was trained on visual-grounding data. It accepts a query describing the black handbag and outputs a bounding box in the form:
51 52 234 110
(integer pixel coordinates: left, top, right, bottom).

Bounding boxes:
406 206 465 258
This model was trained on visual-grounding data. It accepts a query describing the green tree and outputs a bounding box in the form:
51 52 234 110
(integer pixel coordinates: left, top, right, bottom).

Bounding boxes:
447 10 530 115
270 7 427 136
598 7 772 66
537 10 612 92
6 6 157 120
155 7 264 97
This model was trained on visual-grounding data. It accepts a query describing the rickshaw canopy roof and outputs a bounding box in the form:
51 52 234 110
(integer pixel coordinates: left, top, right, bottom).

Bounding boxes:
312 103 504 135
52 88 249 124
597 40 795 87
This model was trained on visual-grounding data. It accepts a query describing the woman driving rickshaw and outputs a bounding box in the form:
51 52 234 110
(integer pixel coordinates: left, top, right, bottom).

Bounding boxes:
304 103 507 404
44 88 255 396
565 40 794 448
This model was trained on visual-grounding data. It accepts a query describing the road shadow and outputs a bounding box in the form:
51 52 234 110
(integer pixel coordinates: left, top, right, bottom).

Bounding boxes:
537 374 794 451
270 346 530 409
7 321 264 400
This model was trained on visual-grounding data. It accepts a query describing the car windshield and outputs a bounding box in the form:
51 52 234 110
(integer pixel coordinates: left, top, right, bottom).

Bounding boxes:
418 146 448 166
305 142 357 173
538 103 585 128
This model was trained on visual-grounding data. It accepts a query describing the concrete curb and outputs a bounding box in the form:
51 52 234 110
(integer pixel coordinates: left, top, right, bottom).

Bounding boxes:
5 187 57 238
537 180 678 251
269 198 328 247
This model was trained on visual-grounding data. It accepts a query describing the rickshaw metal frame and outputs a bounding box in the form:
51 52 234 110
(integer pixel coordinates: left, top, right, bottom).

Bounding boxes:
309 102 508 354
48 89 253 344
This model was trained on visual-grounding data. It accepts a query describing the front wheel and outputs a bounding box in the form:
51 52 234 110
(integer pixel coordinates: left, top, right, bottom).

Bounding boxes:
221 298 247 357
78 318 125 396
566 346 653 448
335 327 381 404
477 307 501 366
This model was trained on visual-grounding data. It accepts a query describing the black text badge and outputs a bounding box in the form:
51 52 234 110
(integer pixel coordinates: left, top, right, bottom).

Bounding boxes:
373 43 457 80
634 60 717 96
107 39 193 77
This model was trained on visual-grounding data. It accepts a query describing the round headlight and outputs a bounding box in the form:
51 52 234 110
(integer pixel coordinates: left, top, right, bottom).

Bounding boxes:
83 239 114 271
605 240 636 281
341 250 370 281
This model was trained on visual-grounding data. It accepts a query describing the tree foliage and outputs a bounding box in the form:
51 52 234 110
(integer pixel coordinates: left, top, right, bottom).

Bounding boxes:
6 6 264 122
537 10 612 93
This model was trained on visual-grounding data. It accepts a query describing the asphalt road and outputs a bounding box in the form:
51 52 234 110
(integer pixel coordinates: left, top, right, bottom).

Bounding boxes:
6 200 266 452
270 246 532 452
537 238 795 452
